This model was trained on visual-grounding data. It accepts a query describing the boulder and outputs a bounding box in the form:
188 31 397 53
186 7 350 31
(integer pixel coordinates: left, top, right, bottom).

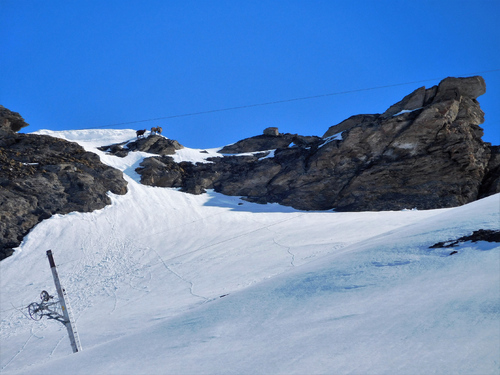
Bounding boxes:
263 127 279 136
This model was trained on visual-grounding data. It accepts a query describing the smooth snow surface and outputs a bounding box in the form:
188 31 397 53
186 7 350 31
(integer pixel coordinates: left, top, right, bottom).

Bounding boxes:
1 129 499 374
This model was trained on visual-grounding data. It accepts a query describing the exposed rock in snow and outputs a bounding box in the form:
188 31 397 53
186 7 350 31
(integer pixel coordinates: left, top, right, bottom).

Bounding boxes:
0 76 498 261
136 76 499 212
98 134 183 157
0 123 128 260
430 229 500 249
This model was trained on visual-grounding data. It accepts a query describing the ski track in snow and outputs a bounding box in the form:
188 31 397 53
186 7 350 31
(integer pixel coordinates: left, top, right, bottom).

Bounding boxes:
1 129 499 374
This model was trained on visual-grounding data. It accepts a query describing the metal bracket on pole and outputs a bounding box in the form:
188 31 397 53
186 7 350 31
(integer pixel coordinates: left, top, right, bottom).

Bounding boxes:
46 250 82 353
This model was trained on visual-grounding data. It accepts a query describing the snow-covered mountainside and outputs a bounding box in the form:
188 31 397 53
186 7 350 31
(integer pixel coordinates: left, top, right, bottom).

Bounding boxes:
1 129 499 374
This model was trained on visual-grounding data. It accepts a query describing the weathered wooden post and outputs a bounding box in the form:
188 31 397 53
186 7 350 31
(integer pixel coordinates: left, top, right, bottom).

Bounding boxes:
46 250 82 353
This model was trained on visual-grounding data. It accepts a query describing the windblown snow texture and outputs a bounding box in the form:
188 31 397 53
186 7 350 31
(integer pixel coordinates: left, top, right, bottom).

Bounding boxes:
1 129 499 375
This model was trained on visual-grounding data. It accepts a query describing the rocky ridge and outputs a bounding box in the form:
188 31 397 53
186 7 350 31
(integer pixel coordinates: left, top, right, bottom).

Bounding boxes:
135 76 499 211
0 107 128 260
2 76 499 261
98 135 183 157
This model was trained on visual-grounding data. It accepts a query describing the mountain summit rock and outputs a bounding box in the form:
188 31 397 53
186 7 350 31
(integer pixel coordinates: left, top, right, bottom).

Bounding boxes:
136 76 499 211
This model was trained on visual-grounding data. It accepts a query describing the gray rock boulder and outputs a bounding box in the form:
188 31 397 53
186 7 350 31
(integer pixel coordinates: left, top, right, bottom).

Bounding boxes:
263 127 279 136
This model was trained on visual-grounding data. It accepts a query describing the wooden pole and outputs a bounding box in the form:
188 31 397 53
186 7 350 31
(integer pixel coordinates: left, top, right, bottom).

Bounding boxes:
46 250 82 353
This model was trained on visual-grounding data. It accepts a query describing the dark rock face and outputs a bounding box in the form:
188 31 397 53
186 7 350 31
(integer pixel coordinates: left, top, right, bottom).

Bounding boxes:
0 105 29 133
99 135 183 157
479 146 500 198
218 133 322 154
323 114 379 138
430 229 500 248
0 110 128 260
136 76 498 211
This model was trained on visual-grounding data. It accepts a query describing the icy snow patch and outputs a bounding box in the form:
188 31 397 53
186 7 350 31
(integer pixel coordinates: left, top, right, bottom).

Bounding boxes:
319 132 342 148
171 147 223 164
392 107 422 116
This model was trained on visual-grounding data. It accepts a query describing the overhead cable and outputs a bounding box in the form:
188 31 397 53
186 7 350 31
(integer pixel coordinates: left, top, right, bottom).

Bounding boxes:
87 68 500 129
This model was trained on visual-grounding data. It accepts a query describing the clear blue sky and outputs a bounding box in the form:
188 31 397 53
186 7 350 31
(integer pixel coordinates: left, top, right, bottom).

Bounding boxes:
1 0 499 148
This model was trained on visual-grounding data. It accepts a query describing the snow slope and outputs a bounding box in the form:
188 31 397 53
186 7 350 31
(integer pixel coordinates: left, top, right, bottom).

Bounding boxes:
1 129 499 374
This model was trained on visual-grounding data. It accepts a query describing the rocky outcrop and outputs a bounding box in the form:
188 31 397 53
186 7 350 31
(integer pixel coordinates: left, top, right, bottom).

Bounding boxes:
3 75 495 262
0 108 128 260
99 135 183 157
219 133 322 154
0 105 29 133
430 229 500 248
323 114 380 138
136 76 499 211
479 146 500 198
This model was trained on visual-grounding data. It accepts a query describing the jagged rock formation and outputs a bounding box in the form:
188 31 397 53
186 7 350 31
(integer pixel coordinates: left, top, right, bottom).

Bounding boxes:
99 135 183 157
0 107 128 260
2 76 498 259
0 105 29 133
136 76 499 211
479 146 500 198
219 133 322 154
